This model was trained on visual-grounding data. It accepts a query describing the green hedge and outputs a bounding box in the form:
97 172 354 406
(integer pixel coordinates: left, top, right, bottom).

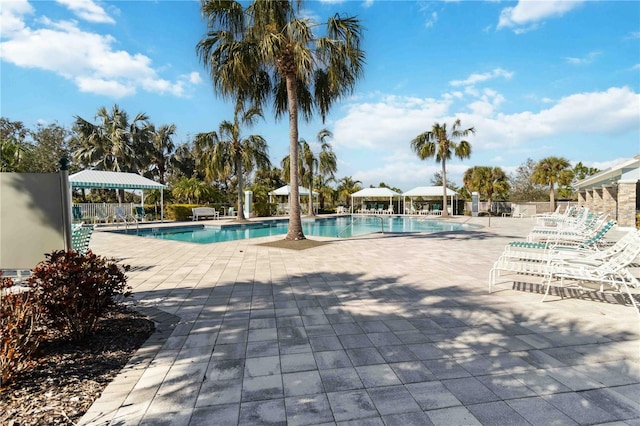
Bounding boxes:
165 204 198 221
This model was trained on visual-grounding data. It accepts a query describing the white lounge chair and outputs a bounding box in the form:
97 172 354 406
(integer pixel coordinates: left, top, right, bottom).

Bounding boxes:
93 205 110 224
114 206 137 228
526 215 610 243
498 228 636 264
489 233 640 317
71 224 95 254
512 206 528 218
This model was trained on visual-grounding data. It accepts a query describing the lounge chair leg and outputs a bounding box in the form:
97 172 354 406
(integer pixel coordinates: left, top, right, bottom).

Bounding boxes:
541 275 552 302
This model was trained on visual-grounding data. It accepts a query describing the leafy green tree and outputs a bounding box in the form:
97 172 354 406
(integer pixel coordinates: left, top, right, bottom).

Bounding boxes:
0 118 33 172
376 182 403 194
73 105 151 202
463 166 509 213
314 174 336 212
28 122 74 173
531 156 573 212
170 143 199 180
411 119 474 217
197 0 365 240
508 158 548 202
335 176 362 208
171 177 214 204
283 129 337 216
73 105 149 173
555 161 600 201
147 124 176 184
194 103 270 220
251 166 286 212
572 162 600 181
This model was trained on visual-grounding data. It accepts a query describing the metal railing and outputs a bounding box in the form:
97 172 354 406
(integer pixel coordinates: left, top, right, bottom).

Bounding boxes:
337 214 384 237
73 203 136 223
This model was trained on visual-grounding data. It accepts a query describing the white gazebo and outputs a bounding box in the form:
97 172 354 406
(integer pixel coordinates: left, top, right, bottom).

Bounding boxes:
69 170 166 221
402 186 458 214
350 187 402 213
268 185 319 214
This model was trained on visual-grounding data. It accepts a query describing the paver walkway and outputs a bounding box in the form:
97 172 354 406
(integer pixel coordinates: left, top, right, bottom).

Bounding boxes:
79 217 640 425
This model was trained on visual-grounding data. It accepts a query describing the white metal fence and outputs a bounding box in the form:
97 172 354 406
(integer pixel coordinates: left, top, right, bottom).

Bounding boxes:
74 203 137 223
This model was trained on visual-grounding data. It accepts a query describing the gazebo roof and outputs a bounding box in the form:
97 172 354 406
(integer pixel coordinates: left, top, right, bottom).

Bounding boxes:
69 170 165 190
268 185 318 196
402 186 457 197
351 188 401 198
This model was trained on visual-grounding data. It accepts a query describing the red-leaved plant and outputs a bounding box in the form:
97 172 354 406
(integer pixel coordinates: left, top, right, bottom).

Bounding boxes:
27 250 131 339
0 272 44 389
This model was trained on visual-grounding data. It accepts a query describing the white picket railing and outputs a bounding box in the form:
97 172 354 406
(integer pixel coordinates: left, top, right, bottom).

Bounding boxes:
74 203 136 223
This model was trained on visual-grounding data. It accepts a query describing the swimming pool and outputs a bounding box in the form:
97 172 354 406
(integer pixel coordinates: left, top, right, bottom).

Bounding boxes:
110 216 478 244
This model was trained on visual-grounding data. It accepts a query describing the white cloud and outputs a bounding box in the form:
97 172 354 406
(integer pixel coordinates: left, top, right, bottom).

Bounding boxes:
0 2 197 99
424 11 438 28
449 68 514 87
331 95 452 150
330 86 639 187
187 72 203 85
76 76 135 97
565 51 601 65
0 0 34 35
55 0 115 24
498 0 585 32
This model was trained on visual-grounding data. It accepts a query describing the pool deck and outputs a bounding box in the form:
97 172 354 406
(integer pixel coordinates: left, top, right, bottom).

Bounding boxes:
80 216 640 425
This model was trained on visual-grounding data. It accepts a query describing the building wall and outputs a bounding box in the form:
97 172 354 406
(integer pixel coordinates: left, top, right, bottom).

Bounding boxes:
617 181 638 228
602 186 617 223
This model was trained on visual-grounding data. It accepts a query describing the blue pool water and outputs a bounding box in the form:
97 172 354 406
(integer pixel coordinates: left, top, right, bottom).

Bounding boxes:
111 216 477 244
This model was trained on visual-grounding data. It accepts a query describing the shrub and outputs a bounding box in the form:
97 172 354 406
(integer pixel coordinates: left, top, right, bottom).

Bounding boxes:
253 201 276 217
0 273 44 388
27 250 131 339
165 204 197 221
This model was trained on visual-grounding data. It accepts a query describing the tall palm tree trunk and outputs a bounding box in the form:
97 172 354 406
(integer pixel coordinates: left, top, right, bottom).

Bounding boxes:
308 177 315 217
286 75 305 240
441 160 449 217
236 157 245 220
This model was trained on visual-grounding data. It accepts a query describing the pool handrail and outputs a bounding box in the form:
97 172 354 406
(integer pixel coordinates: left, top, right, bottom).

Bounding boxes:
337 214 384 237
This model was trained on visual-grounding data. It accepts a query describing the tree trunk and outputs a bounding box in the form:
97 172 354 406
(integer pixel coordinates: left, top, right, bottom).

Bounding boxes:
549 184 556 213
307 176 315 217
285 75 305 240
441 160 449 217
236 156 245 220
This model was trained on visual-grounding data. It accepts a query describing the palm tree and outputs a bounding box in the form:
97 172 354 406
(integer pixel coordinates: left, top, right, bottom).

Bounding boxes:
194 102 271 221
197 0 365 240
314 174 336 212
313 129 337 215
463 166 509 214
73 105 151 202
335 176 362 210
283 129 337 216
172 176 212 204
148 124 176 184
170 143 198 179
411 118 475 217
531 156 573 212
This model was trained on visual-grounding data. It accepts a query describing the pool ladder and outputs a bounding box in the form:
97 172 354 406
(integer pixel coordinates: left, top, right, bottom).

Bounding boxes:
337 214 384 238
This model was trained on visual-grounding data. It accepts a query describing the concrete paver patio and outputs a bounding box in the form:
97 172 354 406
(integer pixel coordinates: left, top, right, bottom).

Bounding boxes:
78 217 640 425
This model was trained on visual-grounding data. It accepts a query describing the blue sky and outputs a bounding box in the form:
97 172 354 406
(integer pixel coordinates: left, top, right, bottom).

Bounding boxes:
2 0 639 191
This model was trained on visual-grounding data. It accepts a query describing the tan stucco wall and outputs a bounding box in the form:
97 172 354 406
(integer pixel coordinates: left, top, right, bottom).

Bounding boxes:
0 173 66 270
